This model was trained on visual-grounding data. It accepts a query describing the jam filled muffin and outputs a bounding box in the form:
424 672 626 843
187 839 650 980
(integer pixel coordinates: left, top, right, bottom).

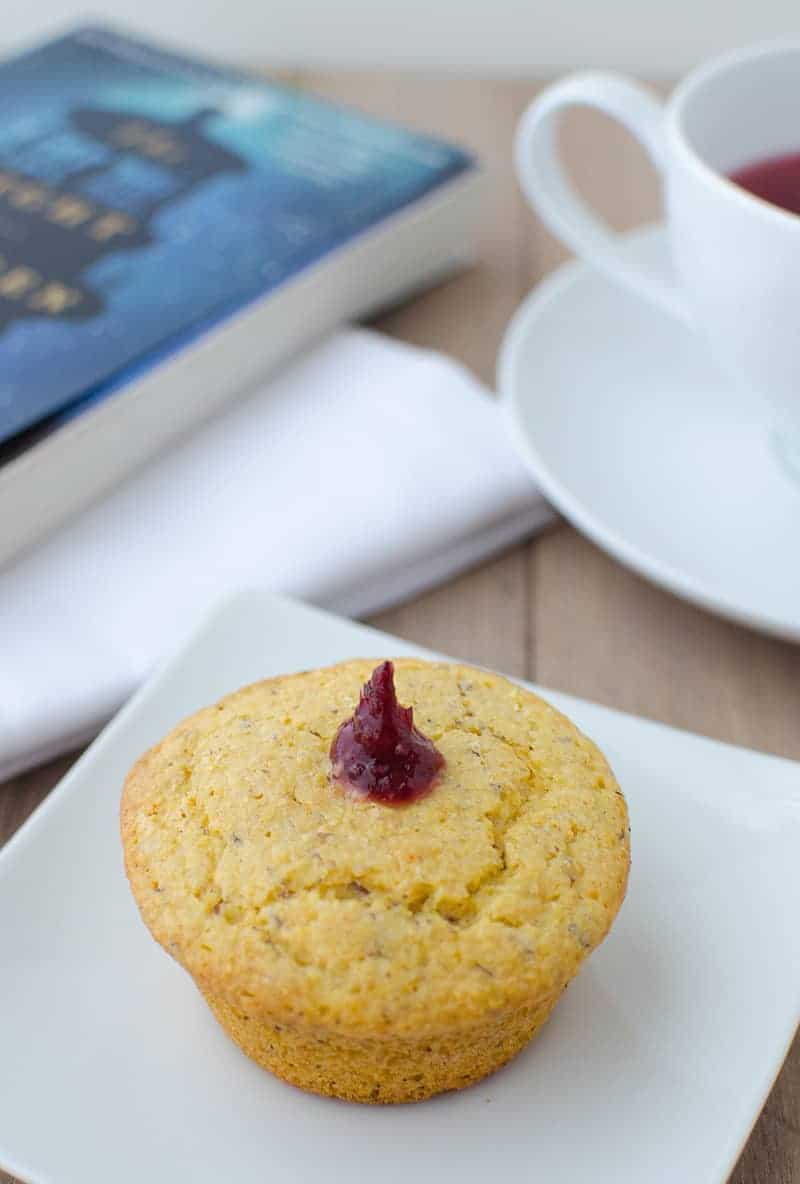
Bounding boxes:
121 658 629 1103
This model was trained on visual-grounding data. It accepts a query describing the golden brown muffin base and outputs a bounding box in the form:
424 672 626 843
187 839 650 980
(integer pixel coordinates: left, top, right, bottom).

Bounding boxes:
203 988 561 1103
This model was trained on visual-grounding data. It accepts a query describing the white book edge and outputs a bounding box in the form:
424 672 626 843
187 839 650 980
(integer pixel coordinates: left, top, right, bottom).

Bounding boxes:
1 169 483 568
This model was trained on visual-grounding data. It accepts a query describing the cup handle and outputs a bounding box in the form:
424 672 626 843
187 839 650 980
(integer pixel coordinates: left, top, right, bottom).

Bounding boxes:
515 72 689 324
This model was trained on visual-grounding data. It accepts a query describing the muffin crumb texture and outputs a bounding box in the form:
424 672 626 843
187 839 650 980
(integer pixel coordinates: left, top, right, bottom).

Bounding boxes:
121 659 629 1102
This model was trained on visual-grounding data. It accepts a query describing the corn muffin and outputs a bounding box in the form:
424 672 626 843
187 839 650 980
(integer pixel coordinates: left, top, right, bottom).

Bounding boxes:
121 658 629 1103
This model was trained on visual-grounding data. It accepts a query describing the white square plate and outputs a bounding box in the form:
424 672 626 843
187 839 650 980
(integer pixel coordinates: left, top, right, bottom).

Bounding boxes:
1 591 798 1184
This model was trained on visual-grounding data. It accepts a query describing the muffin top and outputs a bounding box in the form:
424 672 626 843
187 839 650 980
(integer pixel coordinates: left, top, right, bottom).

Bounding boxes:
122 659 629 1036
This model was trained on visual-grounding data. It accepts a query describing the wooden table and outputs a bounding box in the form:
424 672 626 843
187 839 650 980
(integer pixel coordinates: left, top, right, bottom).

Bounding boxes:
2 72 798 1184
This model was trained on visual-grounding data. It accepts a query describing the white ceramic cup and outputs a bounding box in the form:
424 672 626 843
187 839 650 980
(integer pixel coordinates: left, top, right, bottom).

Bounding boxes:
515 43 800 464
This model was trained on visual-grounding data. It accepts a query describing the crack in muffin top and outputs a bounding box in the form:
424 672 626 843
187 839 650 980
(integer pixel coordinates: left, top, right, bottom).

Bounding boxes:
122 659 630 1036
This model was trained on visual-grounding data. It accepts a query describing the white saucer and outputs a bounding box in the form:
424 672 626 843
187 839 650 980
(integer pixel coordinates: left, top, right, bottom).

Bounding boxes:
499 225 800 641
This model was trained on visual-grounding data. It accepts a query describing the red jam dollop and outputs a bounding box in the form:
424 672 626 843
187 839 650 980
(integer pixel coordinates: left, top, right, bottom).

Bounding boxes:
330 661 445 804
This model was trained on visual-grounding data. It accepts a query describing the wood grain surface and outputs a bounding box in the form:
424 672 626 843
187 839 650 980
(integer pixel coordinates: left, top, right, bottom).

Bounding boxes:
1 72 797 1184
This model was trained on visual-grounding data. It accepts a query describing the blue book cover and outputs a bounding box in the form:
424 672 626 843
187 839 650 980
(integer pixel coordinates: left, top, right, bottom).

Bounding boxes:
0 26 473 447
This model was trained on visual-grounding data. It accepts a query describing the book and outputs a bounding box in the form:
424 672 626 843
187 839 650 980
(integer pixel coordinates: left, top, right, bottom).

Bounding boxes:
0 25 481 566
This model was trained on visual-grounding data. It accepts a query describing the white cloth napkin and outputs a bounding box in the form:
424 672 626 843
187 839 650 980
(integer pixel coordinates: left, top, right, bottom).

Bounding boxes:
0 328 551 779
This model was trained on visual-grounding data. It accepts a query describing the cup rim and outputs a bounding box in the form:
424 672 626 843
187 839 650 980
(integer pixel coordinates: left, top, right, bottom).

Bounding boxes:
665 40 800 229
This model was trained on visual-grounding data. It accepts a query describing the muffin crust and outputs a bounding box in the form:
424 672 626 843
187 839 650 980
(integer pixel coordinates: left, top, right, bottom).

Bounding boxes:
121 659 629 1101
